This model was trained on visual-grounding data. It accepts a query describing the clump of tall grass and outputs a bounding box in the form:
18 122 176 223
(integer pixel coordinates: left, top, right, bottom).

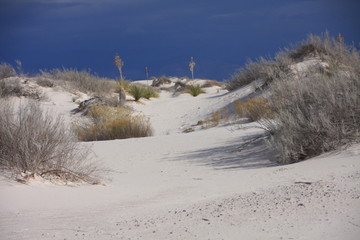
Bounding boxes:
73 105 153 141
39 68 115 96
0 99 102 184
128 84 159 101
114 79 131 93
235 97 273 121
186 84 205 97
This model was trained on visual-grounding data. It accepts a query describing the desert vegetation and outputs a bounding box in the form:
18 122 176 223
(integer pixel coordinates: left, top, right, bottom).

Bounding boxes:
235 97 273 122
39 68 115 96
73 105 153 141
186 84 205 97
228 32 360 163
0 100 102 184
0 62 17 79
128 84 159 101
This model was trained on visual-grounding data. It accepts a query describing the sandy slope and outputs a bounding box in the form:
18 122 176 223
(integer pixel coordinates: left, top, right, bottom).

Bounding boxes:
0 80 359 240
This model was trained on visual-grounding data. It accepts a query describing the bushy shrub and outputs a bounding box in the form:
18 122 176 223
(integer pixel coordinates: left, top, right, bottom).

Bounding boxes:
287 32 344 62
235 97 273 121
39 68 115 96
0 78 44 99
0 63 17 79
73 105 153 141
266 47 360 163
186 84 205 97
128 84 159 101
226 58 289 91
0 100 101 184
36 78 54 88
0 78 22 97
152 75 171 87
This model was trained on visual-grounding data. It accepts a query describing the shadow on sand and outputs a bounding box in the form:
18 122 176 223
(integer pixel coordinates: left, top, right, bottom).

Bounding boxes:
170 134 279 170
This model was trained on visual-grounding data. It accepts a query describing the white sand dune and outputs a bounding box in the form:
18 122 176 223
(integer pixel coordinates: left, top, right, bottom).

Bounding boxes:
0 79 359 240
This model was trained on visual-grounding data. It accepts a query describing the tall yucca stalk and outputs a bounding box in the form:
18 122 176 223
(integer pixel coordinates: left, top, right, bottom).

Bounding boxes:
114 55 124 81
189 56 196 80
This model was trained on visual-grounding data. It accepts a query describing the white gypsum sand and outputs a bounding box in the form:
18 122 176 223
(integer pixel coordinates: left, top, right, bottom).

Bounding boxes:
0 78 359 240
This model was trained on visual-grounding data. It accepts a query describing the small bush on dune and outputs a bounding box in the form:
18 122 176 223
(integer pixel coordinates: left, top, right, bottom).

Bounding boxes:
128 84 159 101
0 78 22 97
0 100 101 184
152 75 171 87
0 63 17 79
226 58 289 91
186 84 205 97
235 97 273 122
74 105 153 141
36 78 54 88
39 68 115 96
267 68 360 163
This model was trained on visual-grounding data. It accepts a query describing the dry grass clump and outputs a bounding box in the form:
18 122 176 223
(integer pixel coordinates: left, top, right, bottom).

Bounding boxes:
186 84 205 97
0 63 17 79
0 100 101 184
226 58 289 91
198 108 230 128
128 84 159 101
152 76 171 87
36 78 54 88
235 97 273 121
39 68 115 96
114 79 131 93
0 78 22 97
74 105 153 141
287 32 350 63
0 77 44 100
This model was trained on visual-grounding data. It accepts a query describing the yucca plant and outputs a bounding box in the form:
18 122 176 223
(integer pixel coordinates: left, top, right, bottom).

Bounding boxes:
186 84 205 97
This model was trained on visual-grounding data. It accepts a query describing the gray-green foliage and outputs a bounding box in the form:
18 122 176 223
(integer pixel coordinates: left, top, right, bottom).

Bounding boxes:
266 34 360 163
39 68 115 96
0 63 17 79
0 100 102 184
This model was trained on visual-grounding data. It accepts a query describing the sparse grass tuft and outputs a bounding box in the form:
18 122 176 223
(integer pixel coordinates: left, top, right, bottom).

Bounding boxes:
235 97 273 122
186 84 205 97
73 105 153 141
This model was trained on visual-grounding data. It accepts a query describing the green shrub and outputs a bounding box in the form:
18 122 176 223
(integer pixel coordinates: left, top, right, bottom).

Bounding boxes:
186 84 205 97
73 105 153 141
129 84 159 101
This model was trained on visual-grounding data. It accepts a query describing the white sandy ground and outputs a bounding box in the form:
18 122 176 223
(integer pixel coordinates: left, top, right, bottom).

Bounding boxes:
0 79 359 240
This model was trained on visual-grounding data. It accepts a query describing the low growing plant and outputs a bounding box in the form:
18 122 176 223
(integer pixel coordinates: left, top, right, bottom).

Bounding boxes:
186 84 205 97
129 84 159 101
235 97 273 121
73 105 153 141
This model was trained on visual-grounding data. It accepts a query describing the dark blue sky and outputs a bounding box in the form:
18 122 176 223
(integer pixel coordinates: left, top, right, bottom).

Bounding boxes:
0 0 359 81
